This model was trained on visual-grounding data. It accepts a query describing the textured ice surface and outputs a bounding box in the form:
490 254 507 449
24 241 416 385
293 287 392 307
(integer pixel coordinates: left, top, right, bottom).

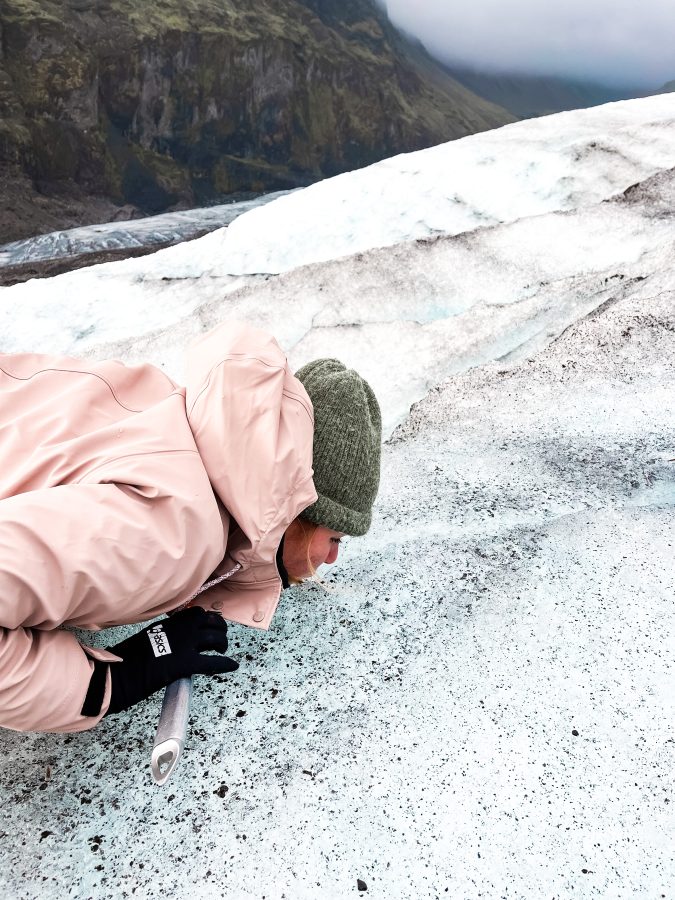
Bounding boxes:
18 166 674 436
0 98 674 899
0 263 672 900
0 192 288 268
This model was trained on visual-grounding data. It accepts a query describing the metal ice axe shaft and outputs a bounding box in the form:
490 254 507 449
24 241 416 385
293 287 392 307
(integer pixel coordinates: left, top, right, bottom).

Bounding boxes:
151 677 192 785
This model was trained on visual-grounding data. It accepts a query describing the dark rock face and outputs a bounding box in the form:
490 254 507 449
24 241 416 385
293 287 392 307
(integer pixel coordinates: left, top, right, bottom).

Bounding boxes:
0 0 513 241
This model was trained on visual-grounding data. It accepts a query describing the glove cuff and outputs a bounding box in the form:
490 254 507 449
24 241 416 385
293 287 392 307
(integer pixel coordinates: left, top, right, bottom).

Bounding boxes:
81 659 109 717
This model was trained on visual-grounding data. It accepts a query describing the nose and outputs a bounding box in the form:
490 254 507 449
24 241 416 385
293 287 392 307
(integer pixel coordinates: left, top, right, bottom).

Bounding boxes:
325 542 340 565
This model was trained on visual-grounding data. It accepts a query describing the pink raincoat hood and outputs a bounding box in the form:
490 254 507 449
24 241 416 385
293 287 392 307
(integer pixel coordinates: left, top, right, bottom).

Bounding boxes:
184 322 318 629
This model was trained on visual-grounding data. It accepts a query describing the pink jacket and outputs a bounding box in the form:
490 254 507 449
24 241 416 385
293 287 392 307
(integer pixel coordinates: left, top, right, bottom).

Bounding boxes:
0 322 316 732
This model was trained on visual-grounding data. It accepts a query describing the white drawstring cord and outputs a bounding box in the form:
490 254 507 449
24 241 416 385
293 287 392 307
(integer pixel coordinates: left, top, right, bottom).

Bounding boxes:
173 562 243 612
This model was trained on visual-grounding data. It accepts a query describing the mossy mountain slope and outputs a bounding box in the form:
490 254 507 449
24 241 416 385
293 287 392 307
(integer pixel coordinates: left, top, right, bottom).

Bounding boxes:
444 67 641 120
0 0 513 241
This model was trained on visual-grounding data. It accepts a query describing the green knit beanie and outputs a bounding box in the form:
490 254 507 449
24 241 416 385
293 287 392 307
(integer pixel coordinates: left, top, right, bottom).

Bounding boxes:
295 359 382 536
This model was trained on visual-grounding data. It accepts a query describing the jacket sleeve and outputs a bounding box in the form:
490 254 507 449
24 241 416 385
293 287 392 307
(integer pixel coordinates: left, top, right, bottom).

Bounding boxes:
0 626 113 733
0 478 220 733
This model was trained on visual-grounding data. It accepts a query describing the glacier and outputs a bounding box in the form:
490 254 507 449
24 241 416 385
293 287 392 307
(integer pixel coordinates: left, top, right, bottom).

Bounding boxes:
0 95 673 900
0 192 288 270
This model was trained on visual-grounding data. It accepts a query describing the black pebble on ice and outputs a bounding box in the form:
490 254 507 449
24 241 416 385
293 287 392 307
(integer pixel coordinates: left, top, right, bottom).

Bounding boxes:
357 879 368 891
572 729 580 736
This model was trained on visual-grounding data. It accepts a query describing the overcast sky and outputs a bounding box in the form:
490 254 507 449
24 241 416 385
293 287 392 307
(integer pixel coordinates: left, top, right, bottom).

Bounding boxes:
383 0 675 88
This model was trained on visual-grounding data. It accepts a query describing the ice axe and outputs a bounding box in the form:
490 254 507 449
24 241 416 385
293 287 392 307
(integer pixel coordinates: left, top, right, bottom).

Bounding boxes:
149 563 242 784
150 677 192 785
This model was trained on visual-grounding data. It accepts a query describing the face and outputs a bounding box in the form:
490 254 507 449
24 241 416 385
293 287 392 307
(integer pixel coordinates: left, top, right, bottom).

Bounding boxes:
282 520 345 582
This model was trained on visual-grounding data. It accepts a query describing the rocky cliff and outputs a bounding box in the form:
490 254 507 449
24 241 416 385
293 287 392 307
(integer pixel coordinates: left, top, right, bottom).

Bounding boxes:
0 0 513 242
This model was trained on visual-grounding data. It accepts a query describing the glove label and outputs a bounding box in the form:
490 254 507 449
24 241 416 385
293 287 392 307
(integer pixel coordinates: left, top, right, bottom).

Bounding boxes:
147 624 172 658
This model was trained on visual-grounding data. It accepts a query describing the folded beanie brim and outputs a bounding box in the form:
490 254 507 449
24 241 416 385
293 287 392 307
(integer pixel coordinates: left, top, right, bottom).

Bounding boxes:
301 493 371 537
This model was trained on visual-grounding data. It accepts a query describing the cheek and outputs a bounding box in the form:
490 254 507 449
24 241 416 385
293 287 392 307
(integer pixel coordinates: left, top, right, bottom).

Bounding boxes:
310 542 328 567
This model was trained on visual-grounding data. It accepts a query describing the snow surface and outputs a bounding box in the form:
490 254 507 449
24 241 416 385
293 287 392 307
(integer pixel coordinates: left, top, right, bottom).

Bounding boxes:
0 97 674 899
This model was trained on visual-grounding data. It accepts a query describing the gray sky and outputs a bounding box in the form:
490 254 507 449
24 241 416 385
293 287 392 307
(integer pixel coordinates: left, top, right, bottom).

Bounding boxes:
383 0 675 88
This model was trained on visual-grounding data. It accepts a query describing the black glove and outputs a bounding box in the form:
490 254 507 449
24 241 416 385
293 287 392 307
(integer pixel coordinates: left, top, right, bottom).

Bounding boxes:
82 607 238 717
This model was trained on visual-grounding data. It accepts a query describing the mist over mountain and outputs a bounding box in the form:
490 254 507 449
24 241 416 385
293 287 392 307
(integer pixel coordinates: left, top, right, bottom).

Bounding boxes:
0 0 513 243
383 0 675 90
443 67 642 120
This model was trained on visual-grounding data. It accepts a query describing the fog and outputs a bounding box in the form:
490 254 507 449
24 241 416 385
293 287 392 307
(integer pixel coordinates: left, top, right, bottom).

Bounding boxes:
383 0 675 88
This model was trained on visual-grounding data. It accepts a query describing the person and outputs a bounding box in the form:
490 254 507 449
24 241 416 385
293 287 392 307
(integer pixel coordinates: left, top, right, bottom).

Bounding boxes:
0 321 381 732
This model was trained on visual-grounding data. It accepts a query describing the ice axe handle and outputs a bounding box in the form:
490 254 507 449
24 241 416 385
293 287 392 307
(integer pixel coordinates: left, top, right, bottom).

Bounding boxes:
150 677 193 786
